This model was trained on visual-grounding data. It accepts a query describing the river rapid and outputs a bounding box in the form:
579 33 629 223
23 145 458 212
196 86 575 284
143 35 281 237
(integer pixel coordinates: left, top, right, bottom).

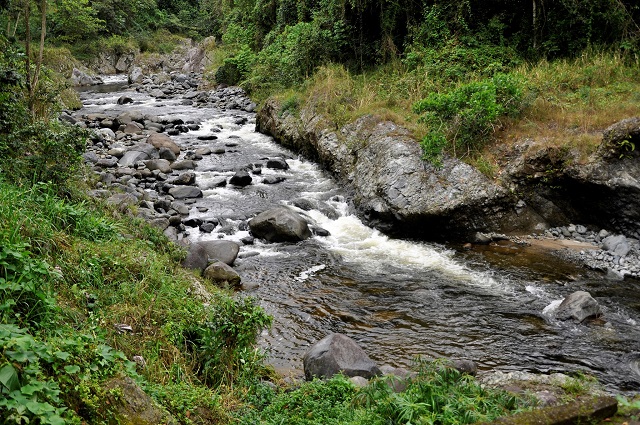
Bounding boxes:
77 76 640 393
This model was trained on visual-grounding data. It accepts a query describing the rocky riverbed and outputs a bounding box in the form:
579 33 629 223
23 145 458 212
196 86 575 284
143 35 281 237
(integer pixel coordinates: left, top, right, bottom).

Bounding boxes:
67 67 640 393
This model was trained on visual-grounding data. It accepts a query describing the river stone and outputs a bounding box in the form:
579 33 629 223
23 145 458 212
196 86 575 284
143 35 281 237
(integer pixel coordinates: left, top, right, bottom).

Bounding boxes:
70 68 103 86
119 143 158 167
203 261 241 287
266 158 289 170
168 186 202 199
199 176 227 189
117 95 133 105
147 132 180 156
249 207 312 242
158 147 177 162
144 159 172 173
124 122 143 134
262 175 286 185
556 291 602 323
229 170 252 186
602 234 630 257
168 171 196 185
303 333 381 381
128 66 144 84
96 157 118 168
182 240 240 271
171 160 197 170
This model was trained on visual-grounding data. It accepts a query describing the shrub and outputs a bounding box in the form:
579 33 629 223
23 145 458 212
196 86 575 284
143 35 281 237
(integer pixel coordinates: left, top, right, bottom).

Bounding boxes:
413 73 527 163
193 296 272 386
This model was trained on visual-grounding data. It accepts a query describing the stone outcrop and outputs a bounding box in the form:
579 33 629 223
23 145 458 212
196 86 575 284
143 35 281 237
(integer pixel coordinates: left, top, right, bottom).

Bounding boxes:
303 333 382 381
256 99 544 239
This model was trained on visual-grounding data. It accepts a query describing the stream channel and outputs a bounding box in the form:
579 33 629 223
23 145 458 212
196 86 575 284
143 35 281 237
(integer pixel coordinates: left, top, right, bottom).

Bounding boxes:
78 76 640 393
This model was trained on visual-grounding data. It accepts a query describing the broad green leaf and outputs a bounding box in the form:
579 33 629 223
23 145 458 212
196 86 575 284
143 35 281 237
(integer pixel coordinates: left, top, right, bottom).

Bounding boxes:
64 365 81 374
0 364 20 392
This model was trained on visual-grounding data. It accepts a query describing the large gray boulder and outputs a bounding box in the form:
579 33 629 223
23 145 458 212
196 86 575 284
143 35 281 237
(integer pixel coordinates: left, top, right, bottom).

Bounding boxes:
144 159 172 173
128 66 144 84
249 207 312 242
119 143 158 167
556 291 602 323
182 240 240 271
602 234 630 257
303 333 381 381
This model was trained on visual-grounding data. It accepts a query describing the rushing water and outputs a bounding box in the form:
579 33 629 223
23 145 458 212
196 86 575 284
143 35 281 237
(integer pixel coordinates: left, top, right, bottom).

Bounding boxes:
78 79 640 393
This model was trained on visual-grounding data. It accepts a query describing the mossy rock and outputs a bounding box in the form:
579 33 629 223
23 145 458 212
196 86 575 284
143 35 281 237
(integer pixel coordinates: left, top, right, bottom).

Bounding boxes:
105 376 178 425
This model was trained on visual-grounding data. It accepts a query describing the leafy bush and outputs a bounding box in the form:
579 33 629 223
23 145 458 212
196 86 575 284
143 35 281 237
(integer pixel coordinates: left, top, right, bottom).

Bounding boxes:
193 296 272 386
0 242 55 328
413 73 527 164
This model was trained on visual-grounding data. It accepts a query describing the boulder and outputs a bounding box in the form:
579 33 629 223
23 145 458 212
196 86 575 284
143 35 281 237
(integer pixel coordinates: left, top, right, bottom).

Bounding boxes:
119 143 158 167
182 240 240 271
303 333 381 381
171 160 197 170
70 68 103 86
144 159 172 173
105 376 178 425
128 66 144 84
203 261 241 287
266 158 289 170
602 234 630 257
117 95 134 105
229 170 252 187
249 207 312 242
147 133 180 156
168 186 202 199
556 291 602 323
168 171 196 185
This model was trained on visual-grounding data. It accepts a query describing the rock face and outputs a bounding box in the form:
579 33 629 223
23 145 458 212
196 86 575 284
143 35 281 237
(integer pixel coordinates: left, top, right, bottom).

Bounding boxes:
249 207 312 242
556 291 602 322
499 117 640 239
256 99 543 239
303 333 382 381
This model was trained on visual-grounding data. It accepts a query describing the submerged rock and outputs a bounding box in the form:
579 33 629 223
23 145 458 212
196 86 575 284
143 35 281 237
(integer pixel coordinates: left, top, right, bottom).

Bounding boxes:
303 333 381 381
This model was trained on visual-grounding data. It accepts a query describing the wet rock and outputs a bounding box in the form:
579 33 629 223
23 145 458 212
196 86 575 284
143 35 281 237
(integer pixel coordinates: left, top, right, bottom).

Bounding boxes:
262 175 286 185
303 333 382 381
182 240 240 271
203 261 241 287
168 171 196 185
199 222 216 233
158 147 177 162
117 95 134 105
96 157 118 168
168 186 202 199
266 158 289 170
556 291 602 323
249 207 312 242
199 176 227 189
147 132 180 156
229 170 252 187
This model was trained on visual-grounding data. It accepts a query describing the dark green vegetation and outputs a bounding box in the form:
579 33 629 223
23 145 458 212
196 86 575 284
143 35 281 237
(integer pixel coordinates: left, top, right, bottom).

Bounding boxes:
239 361 533 425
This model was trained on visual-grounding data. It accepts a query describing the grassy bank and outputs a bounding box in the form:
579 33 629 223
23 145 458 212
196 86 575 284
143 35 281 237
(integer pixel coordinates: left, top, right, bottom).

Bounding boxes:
247 49 640 168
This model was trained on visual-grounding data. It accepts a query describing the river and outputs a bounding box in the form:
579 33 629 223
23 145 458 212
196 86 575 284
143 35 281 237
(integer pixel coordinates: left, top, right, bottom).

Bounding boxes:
77 76 640 393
